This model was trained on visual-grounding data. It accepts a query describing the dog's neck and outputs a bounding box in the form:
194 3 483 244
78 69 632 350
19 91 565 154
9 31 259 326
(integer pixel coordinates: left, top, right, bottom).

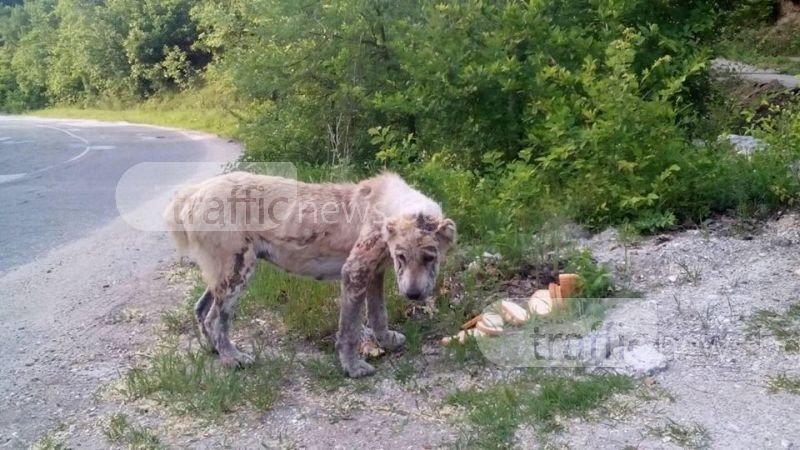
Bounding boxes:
371 173 442 220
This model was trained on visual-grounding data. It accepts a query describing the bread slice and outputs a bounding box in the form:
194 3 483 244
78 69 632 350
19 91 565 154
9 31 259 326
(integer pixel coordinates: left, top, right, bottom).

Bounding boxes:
468 328 485 338
549 282 565 309
528 289 553 315
558 273 580 299
476 312 504 336
500 300 529 325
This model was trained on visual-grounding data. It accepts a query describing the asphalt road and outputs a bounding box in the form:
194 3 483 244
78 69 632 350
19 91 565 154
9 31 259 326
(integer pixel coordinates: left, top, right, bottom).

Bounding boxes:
0 116 240 447
0 116 238 273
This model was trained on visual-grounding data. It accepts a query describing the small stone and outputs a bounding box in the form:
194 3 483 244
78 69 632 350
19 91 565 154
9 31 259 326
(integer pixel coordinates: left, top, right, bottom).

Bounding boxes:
781 439 792 449
622 344 668 375
725 134 765 155
481 251 502 261
667 275 678 283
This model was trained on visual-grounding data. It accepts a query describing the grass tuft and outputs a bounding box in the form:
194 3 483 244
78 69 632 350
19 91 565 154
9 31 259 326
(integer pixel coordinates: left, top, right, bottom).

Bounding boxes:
124 344 289 418
103 413 164 450
746 302 800 352
31 434 69 450
647 418 711 449
446 373 634 447
767 373 800 395
303 356 347 393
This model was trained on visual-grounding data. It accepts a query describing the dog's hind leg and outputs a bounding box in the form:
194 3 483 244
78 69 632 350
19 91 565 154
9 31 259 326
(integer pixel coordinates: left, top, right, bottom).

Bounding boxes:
204 245 258 367
194 288 216 352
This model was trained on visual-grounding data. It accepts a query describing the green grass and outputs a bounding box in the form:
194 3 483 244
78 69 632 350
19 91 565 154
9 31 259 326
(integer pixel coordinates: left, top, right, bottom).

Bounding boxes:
31 434 70 450
647 419 711 449
104 413 164 450
124 344 289 418
30 87 239 137
746 302 800 352
446 372 634 447
767 373 800 395
302 356 348 393
238 264 340 340
161 280 204 337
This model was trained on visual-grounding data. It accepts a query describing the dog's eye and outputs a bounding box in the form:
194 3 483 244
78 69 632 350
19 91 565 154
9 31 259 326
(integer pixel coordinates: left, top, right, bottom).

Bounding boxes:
422 253 436 264
396 254 406 266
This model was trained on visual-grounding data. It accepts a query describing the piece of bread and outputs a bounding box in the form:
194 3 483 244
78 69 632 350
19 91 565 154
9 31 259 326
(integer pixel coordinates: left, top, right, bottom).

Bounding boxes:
549 282 564 309
500 300 529 325
558 273 581 299
528 289 553 315
461 313 483 330
476 312 504 336
468 328 485 338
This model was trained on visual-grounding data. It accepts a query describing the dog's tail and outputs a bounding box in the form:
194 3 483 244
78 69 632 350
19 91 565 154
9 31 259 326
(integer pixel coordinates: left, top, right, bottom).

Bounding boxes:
163 185 197 256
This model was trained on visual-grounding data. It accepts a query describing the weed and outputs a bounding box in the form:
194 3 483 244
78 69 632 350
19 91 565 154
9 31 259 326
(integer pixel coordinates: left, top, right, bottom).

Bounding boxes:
303 356 347 393
443 335 489 367
447 373 634 447
162 283 203 336
676 259 703 285
124 344 289 418
104 413 164 449
563 249 614 300
402 322 424 356
746 302 800 352
392 359 417 385
31 434 69 450
648 419 711 449
767 373 800 395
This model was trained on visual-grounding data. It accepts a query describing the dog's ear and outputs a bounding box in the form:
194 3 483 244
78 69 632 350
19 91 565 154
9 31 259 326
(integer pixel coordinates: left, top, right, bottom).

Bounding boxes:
435 218 456 248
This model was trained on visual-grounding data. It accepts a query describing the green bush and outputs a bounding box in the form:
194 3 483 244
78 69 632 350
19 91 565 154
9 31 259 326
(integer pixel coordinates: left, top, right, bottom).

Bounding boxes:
2 0 799 241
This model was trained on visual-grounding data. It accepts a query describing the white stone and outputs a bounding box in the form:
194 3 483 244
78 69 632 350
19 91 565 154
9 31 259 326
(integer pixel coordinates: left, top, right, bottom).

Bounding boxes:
622 344 668 375
724 134 765 156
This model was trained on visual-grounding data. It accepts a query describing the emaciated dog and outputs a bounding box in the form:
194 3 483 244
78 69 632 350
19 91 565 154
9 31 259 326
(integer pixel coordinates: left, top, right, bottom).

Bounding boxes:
163 172 456 377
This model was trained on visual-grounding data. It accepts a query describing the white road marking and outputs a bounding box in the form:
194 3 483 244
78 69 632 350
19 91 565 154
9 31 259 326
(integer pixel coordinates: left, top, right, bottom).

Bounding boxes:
0 124 97 185
23 125 93 177
0 173 26 184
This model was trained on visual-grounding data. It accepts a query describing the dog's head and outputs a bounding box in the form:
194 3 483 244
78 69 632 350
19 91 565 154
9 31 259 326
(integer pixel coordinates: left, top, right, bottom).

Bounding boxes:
382 213 456 301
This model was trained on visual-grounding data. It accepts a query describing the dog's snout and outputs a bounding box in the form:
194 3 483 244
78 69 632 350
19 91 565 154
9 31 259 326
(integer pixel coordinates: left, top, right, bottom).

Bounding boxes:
405 289 422 301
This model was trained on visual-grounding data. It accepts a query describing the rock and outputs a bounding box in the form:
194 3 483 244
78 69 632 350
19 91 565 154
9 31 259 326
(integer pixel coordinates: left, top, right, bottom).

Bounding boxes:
481 251 502 261
724 134 766 156
781 439 792 449
622 344 668 376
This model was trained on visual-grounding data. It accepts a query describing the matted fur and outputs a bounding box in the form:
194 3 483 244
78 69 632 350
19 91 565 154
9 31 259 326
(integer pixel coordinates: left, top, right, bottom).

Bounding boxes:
163 171 456 376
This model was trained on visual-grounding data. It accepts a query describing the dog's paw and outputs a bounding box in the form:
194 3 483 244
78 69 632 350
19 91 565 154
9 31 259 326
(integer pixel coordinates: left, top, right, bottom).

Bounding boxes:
379 330 406 351
344 359 376 378
220 350 255 368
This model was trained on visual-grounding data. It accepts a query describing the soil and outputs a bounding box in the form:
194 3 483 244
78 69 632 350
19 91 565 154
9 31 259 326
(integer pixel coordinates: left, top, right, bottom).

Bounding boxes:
8 212 800 449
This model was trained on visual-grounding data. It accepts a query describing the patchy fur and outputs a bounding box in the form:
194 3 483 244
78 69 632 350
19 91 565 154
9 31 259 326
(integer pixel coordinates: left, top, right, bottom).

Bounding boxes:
163 171 456 377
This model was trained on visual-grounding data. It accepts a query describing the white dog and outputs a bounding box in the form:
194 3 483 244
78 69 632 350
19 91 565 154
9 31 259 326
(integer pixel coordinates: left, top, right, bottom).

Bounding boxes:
163 172 456 377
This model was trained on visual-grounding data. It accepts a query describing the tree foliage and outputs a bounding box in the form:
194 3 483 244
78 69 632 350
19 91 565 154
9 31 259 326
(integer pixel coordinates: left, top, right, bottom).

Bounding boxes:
0 0 794 242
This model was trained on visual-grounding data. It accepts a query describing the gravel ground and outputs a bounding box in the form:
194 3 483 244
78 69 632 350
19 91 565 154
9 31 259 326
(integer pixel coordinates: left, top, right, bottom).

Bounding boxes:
554 215 800 449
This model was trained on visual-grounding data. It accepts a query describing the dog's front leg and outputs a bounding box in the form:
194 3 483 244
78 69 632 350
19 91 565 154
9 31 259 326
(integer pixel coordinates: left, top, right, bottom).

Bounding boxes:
337 230 387 378
337 286 374 378
366 272 405 351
